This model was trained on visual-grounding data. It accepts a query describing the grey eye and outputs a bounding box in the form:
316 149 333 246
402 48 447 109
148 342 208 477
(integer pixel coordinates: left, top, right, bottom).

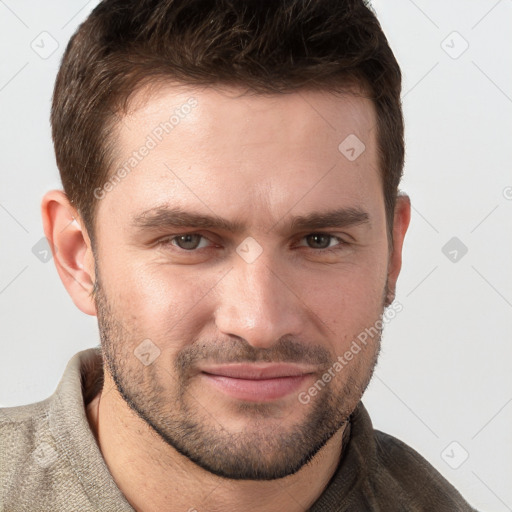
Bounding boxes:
173 234 204 250
305 234 333 249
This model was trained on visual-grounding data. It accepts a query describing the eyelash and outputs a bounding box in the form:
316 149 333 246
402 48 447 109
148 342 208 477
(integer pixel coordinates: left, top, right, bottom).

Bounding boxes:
157 233 348 253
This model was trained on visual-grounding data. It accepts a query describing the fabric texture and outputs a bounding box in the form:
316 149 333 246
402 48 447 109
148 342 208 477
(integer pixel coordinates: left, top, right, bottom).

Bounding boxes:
0 348 477 511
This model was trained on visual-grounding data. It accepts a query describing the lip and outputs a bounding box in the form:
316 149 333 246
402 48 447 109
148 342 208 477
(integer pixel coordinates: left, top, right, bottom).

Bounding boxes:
199 363 316 402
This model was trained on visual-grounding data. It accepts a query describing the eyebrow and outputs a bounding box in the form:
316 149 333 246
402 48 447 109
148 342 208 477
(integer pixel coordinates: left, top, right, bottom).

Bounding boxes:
131 205 370 235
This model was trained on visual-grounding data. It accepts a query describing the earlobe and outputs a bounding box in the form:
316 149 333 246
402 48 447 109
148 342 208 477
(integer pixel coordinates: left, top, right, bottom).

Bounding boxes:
386 193 411 305
41 190 97 316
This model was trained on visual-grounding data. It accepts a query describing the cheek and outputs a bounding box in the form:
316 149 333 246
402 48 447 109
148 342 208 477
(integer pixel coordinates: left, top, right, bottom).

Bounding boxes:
107 262 224 347
99 235 388 353
300 255 387 320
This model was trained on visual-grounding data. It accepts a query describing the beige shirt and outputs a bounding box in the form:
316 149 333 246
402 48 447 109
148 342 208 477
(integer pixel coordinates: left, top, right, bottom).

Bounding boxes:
0 348 477 511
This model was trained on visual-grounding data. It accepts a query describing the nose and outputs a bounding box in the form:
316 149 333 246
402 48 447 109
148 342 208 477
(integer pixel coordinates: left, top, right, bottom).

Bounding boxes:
214 252 306 349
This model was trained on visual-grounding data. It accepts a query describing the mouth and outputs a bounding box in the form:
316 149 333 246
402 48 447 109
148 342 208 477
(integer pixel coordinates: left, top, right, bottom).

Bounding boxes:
199 363 316 402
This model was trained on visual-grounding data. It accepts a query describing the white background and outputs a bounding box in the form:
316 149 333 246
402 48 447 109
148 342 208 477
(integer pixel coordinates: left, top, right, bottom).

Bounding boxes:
0 1 511 510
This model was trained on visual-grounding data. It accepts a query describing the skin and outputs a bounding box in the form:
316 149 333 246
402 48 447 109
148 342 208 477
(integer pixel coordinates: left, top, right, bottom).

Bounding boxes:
42 83 410 512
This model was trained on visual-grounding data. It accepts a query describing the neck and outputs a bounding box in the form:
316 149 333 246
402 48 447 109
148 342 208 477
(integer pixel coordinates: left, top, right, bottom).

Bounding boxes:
86 372 346 512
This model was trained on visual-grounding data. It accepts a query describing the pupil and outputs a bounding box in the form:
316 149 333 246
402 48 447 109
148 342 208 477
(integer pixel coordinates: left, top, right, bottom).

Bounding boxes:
179 234 199 249
309 234 329 249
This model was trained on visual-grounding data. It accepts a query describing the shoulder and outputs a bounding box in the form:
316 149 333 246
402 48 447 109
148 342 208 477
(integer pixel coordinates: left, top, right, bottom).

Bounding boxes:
0 397 51 442
0 398 54 463
0 348 105 511
369 429 478 511
315 402 478 511
0 398 63 507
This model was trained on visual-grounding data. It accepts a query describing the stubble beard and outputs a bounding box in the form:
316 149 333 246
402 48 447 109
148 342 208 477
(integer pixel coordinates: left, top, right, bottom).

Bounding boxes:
93 274 385 481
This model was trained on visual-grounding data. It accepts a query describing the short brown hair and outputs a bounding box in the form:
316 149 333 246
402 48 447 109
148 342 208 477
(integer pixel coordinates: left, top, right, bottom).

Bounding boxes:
51 0 403 246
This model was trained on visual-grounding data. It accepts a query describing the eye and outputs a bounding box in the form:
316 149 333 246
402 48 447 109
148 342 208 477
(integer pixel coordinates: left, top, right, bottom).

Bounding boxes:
298 233 345 251
165 233 212 251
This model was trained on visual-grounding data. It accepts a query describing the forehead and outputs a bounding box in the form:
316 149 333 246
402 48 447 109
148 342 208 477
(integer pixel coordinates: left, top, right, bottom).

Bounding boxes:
121 82 376 154
97 82 382 234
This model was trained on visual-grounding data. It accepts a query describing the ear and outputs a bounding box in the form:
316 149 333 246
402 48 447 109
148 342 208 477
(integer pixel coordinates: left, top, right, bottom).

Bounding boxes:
386 192 411 305
41 190 97 316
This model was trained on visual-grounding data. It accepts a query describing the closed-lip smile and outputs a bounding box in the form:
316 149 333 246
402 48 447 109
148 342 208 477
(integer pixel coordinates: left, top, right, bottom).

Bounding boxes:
199 363 317 402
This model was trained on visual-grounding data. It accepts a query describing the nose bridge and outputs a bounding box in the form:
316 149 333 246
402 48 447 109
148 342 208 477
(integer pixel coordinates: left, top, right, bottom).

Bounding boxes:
214 249 303 348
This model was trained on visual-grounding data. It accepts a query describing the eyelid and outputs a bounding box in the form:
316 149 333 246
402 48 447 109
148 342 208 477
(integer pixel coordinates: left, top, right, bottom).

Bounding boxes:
159 232 217 250
158 231 349 253
294 233 348 250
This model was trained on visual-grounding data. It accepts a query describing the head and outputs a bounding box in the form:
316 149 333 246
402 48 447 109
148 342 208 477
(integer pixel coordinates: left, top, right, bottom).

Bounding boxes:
43 0 410 480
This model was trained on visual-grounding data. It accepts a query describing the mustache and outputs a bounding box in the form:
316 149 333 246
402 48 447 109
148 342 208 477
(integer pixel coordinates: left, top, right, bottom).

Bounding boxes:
175 337 333 372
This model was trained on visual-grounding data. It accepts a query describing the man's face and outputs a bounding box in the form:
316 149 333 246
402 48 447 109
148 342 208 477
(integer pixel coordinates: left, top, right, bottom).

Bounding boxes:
91 84 390 480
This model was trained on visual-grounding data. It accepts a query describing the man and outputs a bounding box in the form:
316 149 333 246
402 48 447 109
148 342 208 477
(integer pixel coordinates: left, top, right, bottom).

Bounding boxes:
0 0 477 510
